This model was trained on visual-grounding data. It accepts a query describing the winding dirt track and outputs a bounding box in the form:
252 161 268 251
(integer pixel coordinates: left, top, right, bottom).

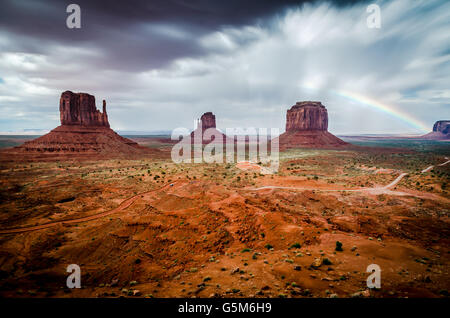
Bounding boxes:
0 183 174 235
422 157 449 173
247 158 450 196
438 158 450 166
1 157 448 235
382 172 408 190
247 172 407 193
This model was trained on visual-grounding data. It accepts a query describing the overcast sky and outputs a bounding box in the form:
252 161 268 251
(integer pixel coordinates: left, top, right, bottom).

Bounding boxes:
0 0 449 134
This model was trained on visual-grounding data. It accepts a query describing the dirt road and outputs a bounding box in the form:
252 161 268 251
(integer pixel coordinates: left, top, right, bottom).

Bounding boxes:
422 156 449 173
0 183 174 235
1 156 448 235
383 172 408 189
247 157 449 198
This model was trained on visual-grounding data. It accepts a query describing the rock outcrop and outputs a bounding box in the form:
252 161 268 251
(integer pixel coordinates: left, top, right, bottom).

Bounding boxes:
286 101 328 131
60 91 109 127
190 112 230 144
421 120 450 140
2 91 161 160
199 112 216 131
433 121 450 135
277 101 347 149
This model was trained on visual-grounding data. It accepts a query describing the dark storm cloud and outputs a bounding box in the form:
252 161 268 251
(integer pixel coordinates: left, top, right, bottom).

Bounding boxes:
0 0 366 70
0 0 448 134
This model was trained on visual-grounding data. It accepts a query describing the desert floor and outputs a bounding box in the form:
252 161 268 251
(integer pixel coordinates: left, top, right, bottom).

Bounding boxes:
0 139 449 298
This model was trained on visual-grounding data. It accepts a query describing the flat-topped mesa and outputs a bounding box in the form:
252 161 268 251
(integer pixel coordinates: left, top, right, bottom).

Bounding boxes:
421 120 450 140
190 112 232 144
278 101 347 149
433 120 450 134
0 90 165 160
60 91 109 127
286 101 328 132
198 112 216 130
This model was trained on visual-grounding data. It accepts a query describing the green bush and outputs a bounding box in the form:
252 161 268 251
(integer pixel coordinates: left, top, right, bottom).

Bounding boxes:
290 242 301 249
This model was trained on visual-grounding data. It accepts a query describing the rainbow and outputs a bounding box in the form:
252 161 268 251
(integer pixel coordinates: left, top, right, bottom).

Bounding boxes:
332 89 429 133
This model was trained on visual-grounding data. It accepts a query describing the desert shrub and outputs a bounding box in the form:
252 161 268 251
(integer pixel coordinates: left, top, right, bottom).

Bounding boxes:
290 242 301 249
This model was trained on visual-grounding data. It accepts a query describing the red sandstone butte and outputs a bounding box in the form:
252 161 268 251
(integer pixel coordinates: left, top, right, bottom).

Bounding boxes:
190 112 231 144
199 112 216 130
286 101 329 131
277 101 347 149
60 91 109 127
421 120 450 140
1 91 160 161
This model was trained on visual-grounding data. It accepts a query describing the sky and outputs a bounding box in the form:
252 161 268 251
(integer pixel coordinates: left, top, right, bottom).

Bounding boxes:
0 0 449 135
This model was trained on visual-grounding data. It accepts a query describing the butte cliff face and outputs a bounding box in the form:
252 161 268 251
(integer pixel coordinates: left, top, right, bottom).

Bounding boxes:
60 91 109 127
2 91 160 160
278 101 347 149
190 112 230 144
286 101 328 131
421 120 450 140
199 112 216 131
433 121 450 135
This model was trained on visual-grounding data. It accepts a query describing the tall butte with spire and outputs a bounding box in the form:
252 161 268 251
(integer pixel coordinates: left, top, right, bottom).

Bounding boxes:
59 91 110 127
277 101 347 150
2 91 159 160
190 112 231 144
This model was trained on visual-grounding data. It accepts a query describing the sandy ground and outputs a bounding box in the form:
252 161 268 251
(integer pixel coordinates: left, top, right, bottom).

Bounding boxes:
0 146 449 298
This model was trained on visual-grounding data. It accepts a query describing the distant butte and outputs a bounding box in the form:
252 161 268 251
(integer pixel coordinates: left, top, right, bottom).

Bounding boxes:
1 91 161 161
190 112 231 144
277 101 347 149
421 120 450 140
